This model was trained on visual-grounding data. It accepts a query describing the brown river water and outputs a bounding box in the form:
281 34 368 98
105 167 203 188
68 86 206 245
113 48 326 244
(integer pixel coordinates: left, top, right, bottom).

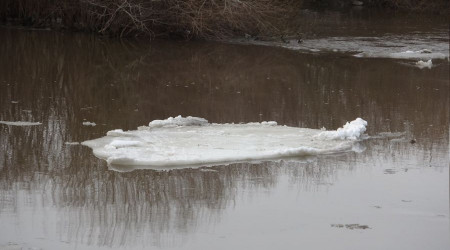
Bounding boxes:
0 11 448 250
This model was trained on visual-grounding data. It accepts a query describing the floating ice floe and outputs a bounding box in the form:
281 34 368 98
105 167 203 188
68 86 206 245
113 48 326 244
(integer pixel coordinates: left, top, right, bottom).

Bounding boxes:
82 116 368 171
0 121 42 126
415 59 432 69
233 33 449 61
387 50 445 60
355 49 447 60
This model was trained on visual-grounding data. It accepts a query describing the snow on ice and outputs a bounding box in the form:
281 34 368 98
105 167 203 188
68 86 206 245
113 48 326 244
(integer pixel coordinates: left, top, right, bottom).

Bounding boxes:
415 59 433 69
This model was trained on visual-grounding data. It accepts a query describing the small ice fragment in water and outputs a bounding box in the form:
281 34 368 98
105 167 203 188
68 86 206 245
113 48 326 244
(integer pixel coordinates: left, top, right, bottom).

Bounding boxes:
0 121 42 126
65 142 80 145
83 121 96 126
415 59 432 69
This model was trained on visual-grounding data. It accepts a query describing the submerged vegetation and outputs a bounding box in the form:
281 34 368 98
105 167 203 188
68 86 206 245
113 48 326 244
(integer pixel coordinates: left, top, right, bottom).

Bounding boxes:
0 0 448 39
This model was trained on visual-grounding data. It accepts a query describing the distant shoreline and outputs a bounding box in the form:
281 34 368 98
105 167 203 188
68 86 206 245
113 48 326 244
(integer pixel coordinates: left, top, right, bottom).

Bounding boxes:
0 0 447 40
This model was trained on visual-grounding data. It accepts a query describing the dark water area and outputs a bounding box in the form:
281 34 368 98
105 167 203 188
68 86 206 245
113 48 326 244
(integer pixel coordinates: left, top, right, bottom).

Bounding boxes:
0 24 448 250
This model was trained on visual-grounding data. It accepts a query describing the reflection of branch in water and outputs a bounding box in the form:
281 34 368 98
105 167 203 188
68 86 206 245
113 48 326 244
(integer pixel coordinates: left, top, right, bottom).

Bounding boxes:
0 26 448 134
1 155 282 247
0 133 447 248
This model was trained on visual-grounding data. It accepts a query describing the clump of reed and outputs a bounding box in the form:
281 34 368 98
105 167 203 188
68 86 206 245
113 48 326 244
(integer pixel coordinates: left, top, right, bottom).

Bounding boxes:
0 0 299 39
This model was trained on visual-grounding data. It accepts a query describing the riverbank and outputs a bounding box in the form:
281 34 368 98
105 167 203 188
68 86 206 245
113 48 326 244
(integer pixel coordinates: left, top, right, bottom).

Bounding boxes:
0 0 299 39
0 0 448 39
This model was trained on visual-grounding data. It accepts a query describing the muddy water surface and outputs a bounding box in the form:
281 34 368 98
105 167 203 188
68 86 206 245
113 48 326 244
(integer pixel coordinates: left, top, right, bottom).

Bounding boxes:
0 15 448 250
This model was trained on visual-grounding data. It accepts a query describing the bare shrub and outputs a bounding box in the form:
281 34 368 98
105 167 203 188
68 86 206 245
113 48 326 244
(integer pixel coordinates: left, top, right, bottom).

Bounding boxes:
0 0 299 39
82 0 299 39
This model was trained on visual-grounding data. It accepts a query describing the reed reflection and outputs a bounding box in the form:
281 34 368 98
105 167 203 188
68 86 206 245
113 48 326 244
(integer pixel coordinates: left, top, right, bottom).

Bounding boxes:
0 140 447 248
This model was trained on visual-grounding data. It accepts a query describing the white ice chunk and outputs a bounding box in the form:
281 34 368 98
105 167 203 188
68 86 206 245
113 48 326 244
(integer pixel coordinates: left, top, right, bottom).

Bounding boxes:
65 142 80 145
149 115 208 128
315 118 368 140
82 121 96 126
82 117 368 171
0 121 42 126
415 59 432 69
